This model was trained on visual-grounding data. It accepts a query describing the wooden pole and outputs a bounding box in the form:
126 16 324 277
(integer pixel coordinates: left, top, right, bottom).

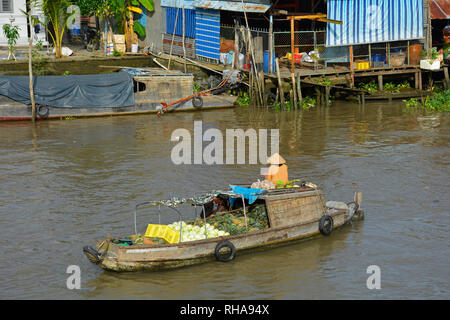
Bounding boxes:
297 76 303 108
269 15 273 74
349 45 354 88
291 73 297 109
234 20 239 69
290 17 295 74
27 12 36 123
168 7 180 70
182 6 187 73
275 58 285 109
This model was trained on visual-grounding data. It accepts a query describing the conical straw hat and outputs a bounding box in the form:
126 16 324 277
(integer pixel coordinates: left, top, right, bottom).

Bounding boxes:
267 153 286 165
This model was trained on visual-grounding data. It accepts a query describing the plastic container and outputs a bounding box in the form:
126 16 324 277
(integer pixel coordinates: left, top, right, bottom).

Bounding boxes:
131 43 138 53
372 54 386 68
409 43 422 65
293 53 302 63
144 224 180 244
263 50 276 73
106 43 114 55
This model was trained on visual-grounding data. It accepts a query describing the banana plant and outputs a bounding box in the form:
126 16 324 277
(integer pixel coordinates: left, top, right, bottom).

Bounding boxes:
111 0 154 49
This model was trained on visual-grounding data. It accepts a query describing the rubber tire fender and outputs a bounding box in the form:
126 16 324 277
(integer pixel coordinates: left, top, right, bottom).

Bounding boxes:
83 246 101 264
215 240 236 262
319 215 334 236
192 96 203 108
37 105 50 119
346 201 360 215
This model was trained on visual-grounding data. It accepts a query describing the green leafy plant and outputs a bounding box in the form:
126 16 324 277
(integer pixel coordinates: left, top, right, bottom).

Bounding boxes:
235 92 250 107
2 23 21 60
31 40 49 75
301 96 317 110
358 81 378 93
38 0 73 58
316 77 332 86
403 90 450 112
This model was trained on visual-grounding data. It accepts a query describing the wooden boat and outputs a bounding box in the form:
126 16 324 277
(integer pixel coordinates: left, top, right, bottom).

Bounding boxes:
83 186 364 272
0 69 237 121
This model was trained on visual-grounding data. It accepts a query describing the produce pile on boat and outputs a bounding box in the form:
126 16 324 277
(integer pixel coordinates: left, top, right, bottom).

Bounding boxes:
196 204 269 235
168 221 230 242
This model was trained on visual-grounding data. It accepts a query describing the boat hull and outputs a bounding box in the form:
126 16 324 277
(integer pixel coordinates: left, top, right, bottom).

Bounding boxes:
92 209 364 272
0 94 237 121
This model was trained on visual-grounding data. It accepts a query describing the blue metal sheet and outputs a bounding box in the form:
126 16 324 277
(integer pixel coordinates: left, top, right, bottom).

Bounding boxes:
166 7 196 38
326 0 424 47
195 9 220 60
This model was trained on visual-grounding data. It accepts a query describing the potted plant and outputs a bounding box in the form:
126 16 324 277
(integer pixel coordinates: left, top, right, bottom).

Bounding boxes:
2 23 21 60
420 47 441 70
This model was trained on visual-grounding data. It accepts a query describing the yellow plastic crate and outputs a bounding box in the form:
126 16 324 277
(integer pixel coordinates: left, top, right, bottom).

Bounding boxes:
356 61 370 70
144 224 180 244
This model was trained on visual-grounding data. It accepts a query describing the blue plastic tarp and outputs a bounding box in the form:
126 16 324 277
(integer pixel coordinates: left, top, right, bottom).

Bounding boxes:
228 185 267 206
0 71 135 108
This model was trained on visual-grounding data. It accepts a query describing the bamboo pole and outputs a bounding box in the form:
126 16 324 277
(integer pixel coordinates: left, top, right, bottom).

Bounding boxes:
297 76 303 108
182 6 187 73
27 12 36 123
168 7 180 70
291 73 297 109
349 45 354 88
269 15 273 74
290 17 295 74
275 58 285 109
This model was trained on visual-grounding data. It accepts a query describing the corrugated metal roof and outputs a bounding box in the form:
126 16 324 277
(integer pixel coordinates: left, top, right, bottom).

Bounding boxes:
193 0 271 13
430 0 450 20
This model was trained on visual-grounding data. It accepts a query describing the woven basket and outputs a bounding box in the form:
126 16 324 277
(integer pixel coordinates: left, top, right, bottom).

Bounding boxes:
390 53 406 67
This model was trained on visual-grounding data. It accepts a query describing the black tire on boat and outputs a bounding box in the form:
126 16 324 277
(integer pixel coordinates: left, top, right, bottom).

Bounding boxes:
37 105 50 119
346 201 360 215
319 215 334 236
83 246 101 264
215 240 236 262
192 96 203 108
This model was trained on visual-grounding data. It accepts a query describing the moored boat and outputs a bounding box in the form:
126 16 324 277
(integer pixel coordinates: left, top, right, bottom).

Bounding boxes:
83 185 364 272
0 69 238 121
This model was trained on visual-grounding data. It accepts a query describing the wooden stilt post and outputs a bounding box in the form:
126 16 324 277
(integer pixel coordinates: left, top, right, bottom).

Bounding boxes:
418 71 422 90
415 72 419 89
291 73 297 109
444 66 449 90
275 58 285 109
269 15 273 74
325 86 330 106
297 76 303 108
290 17 295 75
378 75 383 91
349 45 354 88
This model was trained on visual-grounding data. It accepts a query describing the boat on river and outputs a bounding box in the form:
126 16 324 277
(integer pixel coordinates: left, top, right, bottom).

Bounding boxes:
83 184 364 272
0 69 237 121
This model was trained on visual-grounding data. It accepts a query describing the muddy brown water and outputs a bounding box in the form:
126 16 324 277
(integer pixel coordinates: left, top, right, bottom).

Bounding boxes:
0 101 448 299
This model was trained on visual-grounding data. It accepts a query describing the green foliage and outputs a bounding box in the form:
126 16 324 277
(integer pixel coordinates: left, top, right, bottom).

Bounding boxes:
301 96 317 110
63 71 71 76
133 21 146 38
236 92 250 107
2 23 20 59
193 81 202 93
316 77 332 86
31 40 49 75
403 90 450 112
358 81 378 93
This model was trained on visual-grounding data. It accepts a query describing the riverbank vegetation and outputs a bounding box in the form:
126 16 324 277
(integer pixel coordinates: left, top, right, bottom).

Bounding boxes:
403 88 450 112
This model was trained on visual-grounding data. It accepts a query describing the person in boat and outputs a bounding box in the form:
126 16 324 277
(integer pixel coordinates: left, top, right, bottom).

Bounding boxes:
264 153 289 185
201 194 229 218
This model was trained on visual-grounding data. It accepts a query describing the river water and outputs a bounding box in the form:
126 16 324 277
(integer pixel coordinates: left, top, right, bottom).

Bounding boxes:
0 101 448 299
